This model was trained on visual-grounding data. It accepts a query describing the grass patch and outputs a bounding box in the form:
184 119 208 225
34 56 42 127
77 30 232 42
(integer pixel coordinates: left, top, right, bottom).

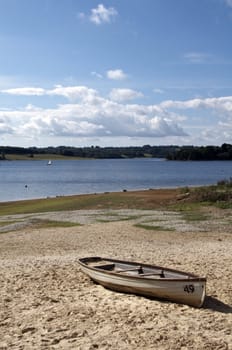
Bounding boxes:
0 219 80 233
0 190 177 216
181 211 208 222
170 201 209 222
215 202 232 209
171 180 232 210
170 201 205 212
29 219 81 228
97 213 143 223
0 194 115 216
0 220 20 227
135 223 175 231
189 182 232 206
180 186 190 194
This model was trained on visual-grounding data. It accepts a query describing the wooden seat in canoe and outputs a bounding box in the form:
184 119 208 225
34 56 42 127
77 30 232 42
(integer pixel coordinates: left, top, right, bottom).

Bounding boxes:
140 271 165 277
94 263 115 270
117 266 143 273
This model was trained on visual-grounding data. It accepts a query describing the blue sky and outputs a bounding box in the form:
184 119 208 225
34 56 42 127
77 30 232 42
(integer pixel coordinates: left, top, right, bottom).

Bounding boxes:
1 0 232 147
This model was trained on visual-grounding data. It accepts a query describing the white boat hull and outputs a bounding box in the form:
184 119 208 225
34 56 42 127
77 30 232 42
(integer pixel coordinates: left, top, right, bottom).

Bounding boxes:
79 257 206 308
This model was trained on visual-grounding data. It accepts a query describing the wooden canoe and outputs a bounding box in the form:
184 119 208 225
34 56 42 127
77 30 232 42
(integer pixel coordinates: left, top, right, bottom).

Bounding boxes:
78 257 206 307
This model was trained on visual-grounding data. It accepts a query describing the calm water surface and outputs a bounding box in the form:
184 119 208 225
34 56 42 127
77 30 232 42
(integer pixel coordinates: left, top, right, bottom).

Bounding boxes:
0 158 232 202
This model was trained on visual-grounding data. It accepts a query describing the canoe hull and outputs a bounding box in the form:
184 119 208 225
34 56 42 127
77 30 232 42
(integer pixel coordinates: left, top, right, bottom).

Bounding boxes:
79 257 206 308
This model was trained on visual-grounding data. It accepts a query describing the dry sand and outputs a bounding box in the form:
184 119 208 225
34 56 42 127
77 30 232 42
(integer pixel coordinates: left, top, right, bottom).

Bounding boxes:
0 208 231 349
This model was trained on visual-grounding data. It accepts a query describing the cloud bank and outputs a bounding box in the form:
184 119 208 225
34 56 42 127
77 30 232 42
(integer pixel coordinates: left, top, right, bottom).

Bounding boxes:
0 85 187 141
1 84 232 146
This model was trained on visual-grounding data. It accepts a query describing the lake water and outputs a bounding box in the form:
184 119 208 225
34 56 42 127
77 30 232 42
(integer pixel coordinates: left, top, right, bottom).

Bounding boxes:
0 158 232 202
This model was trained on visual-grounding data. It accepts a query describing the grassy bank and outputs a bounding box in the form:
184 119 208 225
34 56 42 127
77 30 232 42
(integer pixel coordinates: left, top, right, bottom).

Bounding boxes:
1 182 232 216
0 189 180 216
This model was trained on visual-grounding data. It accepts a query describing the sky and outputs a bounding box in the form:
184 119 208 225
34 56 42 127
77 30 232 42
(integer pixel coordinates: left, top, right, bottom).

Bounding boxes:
1 0 232 148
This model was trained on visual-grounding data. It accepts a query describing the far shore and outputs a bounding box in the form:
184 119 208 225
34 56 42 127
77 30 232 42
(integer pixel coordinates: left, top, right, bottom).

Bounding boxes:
0 154 94 161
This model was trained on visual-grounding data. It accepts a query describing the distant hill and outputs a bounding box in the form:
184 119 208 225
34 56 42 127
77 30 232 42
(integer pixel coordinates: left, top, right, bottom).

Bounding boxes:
0 145 177 160
1 143 232 161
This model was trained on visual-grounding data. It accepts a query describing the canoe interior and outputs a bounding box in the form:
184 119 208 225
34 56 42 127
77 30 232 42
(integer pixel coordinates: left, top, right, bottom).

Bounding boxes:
79 256 207 307
79 256 206 281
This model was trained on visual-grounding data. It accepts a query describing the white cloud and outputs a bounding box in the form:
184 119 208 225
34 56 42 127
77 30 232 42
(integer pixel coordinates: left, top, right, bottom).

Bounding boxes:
1 85 99 102
148 117 187 137
77 12 85 20
109 88 143 102
160 95 232 113
91 71 103 79
153 88 164 94
2 87 46 96
106 69 127 80
90 4 117 25
0 115 14 134
47 85 98 101
0 75 24 90
184 52 211 64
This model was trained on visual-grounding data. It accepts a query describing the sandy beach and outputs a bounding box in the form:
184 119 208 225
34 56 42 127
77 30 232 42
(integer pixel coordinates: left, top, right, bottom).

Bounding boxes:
0 208 231 349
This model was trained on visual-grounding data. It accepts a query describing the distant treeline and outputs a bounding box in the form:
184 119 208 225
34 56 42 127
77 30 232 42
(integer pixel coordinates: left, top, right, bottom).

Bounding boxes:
166 143 232 161
1 143 232 160
0 145 177 160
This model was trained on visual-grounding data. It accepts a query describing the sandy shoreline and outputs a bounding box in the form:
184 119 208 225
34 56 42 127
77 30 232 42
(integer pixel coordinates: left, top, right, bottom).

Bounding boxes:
0 209 231 349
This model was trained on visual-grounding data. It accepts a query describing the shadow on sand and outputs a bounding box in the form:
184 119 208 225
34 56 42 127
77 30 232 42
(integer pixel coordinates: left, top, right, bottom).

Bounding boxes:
203 296 232 313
